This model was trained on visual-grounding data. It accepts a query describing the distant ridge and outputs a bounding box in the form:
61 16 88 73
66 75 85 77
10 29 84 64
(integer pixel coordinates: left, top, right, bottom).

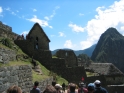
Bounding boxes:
51 44 96 57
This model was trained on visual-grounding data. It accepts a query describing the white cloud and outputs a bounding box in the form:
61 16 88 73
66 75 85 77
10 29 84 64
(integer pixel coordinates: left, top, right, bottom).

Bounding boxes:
0 7 3 17
27 15 53 28
64 40 75 48
33 9 37 12
5 7 10 11
121 26 124 31
49 26 53 28
44 16 49 20
44 6 60 20
11 12 16 15
0 7 3 13
68 23 85 32
21 31 29 36
79 0 124 49
79 13 84 16
59 32 66 37
16 10 19 12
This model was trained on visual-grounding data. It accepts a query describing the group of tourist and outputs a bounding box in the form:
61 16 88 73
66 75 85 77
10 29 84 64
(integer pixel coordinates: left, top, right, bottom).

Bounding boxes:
6 80 108 93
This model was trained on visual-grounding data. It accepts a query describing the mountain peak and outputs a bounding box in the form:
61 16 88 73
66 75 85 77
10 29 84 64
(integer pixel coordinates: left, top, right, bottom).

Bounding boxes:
91 27 124 73
102 27 123 39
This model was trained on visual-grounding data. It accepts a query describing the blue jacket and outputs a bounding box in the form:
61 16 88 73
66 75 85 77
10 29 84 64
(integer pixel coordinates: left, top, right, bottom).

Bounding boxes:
94 87 108 93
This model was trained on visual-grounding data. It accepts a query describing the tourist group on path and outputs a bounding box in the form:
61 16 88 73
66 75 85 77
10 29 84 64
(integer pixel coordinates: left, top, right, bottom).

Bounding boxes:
6 79 108 93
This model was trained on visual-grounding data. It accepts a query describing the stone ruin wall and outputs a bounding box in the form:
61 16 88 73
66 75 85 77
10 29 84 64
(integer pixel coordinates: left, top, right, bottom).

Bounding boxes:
0 65 53 93
0 48 17 64
56 50 78 67
14 40 87 84
0 65 32 93
0 21 18 40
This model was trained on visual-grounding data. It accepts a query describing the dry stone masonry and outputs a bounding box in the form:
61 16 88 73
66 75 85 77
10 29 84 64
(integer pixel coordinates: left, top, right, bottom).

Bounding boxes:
0 65 32 93
0 48 16 63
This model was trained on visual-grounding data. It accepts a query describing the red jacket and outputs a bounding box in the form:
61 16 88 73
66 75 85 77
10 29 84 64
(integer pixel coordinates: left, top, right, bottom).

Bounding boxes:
78 87 88 93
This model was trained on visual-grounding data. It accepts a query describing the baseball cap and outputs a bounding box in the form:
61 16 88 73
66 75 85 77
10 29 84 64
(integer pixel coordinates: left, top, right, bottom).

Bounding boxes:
94 80 101 84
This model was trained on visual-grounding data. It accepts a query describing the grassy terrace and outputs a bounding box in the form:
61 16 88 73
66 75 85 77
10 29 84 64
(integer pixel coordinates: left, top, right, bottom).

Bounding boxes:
0 38 68 85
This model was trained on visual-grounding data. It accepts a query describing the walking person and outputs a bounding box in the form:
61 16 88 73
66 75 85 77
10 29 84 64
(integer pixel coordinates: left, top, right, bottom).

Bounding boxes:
30 81 41 93
94 80 108 93
62 83 66 92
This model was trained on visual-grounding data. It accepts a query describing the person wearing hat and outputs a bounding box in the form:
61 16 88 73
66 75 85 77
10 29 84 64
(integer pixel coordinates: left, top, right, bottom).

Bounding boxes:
55 84 62 93
87 83 95 93
78 82 88 93
94 80 108 93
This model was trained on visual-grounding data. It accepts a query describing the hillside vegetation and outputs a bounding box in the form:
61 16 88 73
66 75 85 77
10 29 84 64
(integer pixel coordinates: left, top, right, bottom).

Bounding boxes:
0 37 68 85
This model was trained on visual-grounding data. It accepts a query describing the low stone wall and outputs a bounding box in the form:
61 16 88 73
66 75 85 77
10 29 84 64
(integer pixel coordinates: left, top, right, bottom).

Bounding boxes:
106 85 124 93
0 65 32 93
0 48 16 63
37 77 53 92
0 65 53 93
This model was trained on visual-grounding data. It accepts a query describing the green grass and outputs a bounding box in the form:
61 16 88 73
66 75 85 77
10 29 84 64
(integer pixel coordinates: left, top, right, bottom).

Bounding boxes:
0 39 68 84
86 72 95 77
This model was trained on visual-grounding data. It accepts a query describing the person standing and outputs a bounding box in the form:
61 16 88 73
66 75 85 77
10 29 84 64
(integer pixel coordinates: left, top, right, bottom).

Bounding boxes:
78 82 88 93
62 83 66 92
94 80 108 93
87 83 95 93
30 81 41 93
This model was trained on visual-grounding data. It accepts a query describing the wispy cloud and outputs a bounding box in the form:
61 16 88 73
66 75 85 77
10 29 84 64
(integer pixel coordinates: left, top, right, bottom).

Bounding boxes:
21 31 29 37
5 7 10 11
50 35 55 37
64 40 75 48
44 6 60 20
80 0 124 49
27 15 52 28
11 12 16 15
33 9 37 12
58 32 66 37
79 13 84 16
0 7 3 13
68 23 85 32
0 6 3 17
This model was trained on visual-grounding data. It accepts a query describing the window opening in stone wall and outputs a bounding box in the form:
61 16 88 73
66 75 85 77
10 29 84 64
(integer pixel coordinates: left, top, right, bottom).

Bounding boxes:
36 37 38 41
65 52 68 56
113 77 115 80
36 43 38 49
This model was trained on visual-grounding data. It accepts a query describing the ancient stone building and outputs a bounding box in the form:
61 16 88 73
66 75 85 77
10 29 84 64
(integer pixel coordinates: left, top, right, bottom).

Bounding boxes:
0 21 18 40
27 23 50 50
55 49 78 67
86 63 124 85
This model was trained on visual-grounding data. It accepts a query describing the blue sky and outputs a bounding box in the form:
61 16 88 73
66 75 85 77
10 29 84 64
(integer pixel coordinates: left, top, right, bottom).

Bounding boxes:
0 0 124 51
